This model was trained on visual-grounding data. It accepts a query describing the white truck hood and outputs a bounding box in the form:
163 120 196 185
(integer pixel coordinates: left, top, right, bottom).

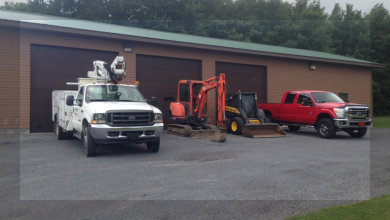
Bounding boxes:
88 101 161 114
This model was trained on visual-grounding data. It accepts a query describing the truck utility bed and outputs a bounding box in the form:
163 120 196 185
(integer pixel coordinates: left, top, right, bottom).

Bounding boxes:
52 90 77 131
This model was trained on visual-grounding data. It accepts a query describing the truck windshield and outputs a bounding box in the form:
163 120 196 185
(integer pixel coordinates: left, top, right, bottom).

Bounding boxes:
86 85 145 102
311 92 344 103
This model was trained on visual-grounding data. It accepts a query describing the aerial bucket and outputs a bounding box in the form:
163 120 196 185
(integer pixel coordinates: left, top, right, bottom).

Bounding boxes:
241 123 286 138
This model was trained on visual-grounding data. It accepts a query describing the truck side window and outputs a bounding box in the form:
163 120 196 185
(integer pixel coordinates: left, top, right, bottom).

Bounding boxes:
76 87 84 105
297 93 312 105
284 93 296 104
179 83 190 102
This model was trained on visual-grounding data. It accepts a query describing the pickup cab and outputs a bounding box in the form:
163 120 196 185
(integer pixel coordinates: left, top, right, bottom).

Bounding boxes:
258 90 371 138
52 82 163 156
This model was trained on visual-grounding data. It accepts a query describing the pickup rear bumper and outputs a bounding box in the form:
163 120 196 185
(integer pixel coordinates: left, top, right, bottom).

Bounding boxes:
89 123 163 144
333 118 371 128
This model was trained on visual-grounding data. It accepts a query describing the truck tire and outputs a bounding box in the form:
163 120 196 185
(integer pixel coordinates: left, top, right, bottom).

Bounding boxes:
82 125 96 157
230 117 245 135
53 116 67 140
288 125 301 131
146 138 160 153
347 128 367 138
316 118 336 139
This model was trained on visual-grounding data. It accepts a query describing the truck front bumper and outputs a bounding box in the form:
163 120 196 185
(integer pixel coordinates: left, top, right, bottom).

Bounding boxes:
89 123 163 144
333 119 371 128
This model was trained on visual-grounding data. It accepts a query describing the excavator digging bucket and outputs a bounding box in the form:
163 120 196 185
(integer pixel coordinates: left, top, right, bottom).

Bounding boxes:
241 123 286 138
211 127 227 142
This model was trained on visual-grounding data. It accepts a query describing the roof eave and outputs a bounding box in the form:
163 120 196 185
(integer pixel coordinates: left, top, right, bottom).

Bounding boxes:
1 19 384 69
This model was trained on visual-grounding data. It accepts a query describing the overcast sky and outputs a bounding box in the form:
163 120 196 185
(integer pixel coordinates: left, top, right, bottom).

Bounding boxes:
1 0 390 15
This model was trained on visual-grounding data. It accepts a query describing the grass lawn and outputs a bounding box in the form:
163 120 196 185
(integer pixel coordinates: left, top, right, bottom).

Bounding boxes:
287 195 390 220
373 116 390 128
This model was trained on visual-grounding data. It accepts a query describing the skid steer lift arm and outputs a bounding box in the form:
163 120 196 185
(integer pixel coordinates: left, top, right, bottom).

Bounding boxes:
194 74 226 128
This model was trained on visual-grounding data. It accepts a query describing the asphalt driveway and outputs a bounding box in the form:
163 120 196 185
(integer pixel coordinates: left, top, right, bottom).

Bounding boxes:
1 127 389 219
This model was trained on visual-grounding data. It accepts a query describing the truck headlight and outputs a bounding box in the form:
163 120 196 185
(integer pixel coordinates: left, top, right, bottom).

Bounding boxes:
154 113 163 123
91 113 105 124
333 108 345 119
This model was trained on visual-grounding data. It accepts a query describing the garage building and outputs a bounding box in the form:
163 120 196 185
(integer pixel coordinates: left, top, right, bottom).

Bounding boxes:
0 10 382 132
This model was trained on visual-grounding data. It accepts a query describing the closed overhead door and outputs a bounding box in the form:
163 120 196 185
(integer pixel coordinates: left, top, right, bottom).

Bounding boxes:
30 44 117 132
136 55 201 127
216 62 267 102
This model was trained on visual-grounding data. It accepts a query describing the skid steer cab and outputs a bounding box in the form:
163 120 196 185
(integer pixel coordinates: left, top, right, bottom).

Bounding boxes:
225 92 286 138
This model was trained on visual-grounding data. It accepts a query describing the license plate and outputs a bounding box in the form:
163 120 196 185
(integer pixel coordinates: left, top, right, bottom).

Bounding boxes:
127 132 139 140
359 122 365 127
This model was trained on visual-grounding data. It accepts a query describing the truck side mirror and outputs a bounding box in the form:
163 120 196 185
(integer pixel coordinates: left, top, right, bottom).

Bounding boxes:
66 95 74 106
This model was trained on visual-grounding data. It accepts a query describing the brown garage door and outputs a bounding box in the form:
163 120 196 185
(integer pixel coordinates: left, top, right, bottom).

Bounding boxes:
30 44 117 132
216 62 267 102
136 55 201 127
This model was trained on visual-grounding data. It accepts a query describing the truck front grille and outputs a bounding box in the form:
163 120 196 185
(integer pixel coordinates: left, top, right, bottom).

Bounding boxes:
106 111 153 126
348 107 369 120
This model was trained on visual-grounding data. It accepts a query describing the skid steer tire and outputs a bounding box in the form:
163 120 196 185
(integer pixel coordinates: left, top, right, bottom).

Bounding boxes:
231 117 245 135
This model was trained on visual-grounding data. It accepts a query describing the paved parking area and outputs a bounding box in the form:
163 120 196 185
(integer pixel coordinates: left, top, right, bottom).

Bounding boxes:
1 127 389 219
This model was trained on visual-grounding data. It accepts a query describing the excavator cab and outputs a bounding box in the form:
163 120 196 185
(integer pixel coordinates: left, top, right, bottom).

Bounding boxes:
169 80 208 127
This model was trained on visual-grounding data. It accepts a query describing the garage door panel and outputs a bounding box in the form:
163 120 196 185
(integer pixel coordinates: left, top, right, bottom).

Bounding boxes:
136 55 201 127
30 44 118 132
216 62 267 102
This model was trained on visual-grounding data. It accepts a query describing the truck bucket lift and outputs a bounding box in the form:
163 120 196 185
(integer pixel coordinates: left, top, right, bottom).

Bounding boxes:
225 92 286 138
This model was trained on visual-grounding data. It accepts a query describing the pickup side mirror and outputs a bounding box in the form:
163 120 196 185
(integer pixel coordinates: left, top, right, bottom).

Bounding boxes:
147 96 158 106
302 98 313 106
66 95 74 106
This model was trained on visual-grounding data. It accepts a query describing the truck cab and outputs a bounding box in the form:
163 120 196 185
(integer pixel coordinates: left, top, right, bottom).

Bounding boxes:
53 82 163 156
258 90 371 138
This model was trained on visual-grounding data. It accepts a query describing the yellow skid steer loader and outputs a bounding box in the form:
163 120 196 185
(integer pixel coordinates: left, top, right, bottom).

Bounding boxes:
225 92 286 138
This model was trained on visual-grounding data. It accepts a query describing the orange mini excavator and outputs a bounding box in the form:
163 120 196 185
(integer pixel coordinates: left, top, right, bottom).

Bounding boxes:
168 74 227 142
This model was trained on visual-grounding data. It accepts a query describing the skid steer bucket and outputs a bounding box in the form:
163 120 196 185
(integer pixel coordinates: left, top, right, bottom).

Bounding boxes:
241 123 286 138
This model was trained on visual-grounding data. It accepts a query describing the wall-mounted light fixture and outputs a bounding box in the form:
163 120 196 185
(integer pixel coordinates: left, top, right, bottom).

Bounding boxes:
309 63 317 70
123 43 132 53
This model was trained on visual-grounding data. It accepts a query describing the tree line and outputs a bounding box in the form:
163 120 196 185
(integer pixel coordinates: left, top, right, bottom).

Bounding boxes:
2 0 390 115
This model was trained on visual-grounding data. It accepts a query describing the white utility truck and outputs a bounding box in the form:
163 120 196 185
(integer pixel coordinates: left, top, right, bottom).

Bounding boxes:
52 56 163 157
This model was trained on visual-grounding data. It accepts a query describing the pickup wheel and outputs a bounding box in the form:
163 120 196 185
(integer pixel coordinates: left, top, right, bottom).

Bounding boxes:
82 125 96 157
347 128 367 138
230 117 245 135
288 125 301 131
316 118 336 139
53 116 67 140
265 112 273 123
146 138 160 153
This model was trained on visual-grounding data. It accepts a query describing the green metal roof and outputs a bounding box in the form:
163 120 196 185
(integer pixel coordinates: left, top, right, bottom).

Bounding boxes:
0 9 381 67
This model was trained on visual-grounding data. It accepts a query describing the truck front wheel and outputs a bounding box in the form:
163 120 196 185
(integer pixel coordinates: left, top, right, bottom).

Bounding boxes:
146 138 160 153
316 118 336 139
82 125 96 157
347 128 367 138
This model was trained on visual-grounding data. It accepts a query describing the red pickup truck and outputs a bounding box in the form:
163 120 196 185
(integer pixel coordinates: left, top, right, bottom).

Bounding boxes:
258 90 371 138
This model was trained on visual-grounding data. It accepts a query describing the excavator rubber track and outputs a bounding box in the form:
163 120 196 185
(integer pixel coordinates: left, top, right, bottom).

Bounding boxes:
167 124 227 142
241 123 286 138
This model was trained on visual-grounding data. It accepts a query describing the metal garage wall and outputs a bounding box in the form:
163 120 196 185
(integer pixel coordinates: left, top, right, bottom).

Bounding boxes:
30 44 118 132
136 55 201 127
216 62 267 102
